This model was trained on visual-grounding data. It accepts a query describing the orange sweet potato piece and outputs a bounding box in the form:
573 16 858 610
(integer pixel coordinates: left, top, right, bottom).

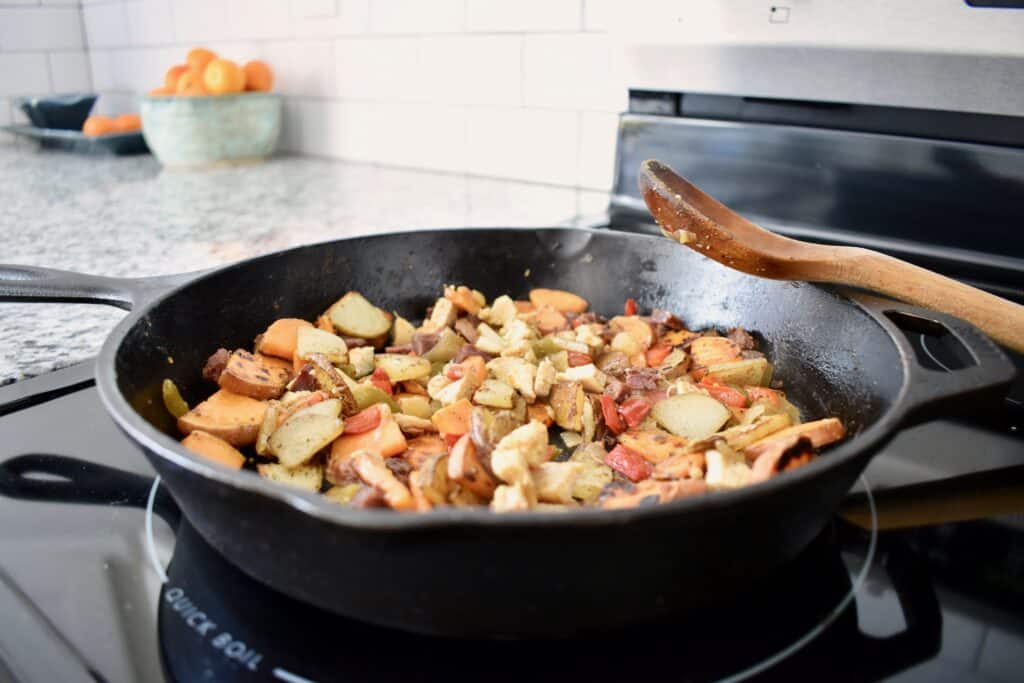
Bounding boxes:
217 349 293 400
743 418 846 461
447 434 498 498
617 428 690 464
350 449 415 510
513 301 535 314
459 355 487 385
528 288 588 314
444 285 483 315
258 318 314 360
535 306 569 335
689 336 742 371
430 398 473 437
177 389 268 446
330 404 407 463
527 403 554 426
315 314 334 333
181 430 246 469
403 434 448 469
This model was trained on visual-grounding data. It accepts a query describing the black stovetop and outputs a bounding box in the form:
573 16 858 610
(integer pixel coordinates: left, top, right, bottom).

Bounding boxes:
1 361 1023 682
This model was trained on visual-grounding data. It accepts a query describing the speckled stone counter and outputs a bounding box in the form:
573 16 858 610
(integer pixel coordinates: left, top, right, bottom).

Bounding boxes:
0 142 608 384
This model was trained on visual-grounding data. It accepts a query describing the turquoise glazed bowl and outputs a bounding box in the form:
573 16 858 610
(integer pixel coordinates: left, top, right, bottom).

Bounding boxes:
140 93 282 167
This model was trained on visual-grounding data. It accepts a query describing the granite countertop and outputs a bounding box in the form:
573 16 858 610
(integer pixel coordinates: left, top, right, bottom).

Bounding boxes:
0 143 608 384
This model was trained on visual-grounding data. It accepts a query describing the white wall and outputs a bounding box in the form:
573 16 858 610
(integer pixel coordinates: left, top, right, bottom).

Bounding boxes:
77 0 624 191
0 1 92 127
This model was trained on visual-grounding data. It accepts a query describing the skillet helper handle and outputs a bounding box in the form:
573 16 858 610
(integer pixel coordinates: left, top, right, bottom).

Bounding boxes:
0 453 180 526
856 296 1016 427
0 264 204 310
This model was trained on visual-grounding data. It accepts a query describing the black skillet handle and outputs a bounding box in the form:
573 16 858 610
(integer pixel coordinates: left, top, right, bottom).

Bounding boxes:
854 295 1017 427
0 453 180 526
0 264 205 310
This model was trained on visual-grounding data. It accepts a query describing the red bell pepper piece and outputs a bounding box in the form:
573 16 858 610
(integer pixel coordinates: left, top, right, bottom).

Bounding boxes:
644 342 673 368
567 351 593 367
624 298 638 316
699 377 748 408
600 395 625 434
369 367 394 395
605 444 653 482
343 405 383 434
618 398 652 428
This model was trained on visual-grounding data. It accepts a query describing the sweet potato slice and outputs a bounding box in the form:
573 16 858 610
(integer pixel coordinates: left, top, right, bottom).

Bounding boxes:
217 349 293 400
181 430 245 469
600 478 708 509
431 398 473 437
743 418 846 460
403 434 448 469
447 434 498 498
617 428 689 464
689 336 742 375
330 404 408 464
177 389 268 446
350 449 415 510
529 288 588 314
444 285 484 315
258 318 314 360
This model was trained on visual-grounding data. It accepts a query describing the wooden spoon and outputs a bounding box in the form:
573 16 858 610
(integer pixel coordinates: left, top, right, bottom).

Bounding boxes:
639 159 1024 353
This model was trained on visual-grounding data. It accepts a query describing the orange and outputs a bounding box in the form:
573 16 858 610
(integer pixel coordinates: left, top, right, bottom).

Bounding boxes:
186 48 217 75
113 113 141 132
149 86 175 96
243 60 273 92
82 116 116 137
203 58 245 94
164 64 188 90
176 70 207 96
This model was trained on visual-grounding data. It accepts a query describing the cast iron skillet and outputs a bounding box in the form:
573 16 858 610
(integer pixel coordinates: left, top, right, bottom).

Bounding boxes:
0 228 1014 637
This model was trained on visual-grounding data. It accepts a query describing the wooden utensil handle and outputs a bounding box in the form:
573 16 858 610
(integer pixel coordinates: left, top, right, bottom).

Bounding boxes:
817 247 1024 353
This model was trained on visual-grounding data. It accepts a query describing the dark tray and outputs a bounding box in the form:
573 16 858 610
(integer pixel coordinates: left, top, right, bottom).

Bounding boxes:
2 124 149 156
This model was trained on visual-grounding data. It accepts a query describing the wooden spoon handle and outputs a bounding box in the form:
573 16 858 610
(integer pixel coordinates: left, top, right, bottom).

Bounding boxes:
815 247 1024 352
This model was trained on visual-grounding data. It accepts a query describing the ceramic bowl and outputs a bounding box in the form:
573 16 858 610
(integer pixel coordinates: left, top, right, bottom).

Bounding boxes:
17 93 97 130
140 93 282 167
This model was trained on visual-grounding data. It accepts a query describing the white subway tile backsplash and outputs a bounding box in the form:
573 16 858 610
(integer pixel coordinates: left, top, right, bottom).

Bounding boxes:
225 0 291 41
417 35 521 106
466 107 578 186
49 50 92 92
583 0 612 32
466 0 581 33
124 0 175 47
0 6 84 50
577 110 617 190
0 52 50 95
82 2 129 48
291 0 369 37
171 0 229 44
523 33 623 112
265 40 335 98
93 91 137 116
370 0 463 35
334 37 417 100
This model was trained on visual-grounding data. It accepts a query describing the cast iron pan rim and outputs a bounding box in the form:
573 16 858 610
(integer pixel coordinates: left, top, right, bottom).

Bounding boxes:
94 227 903 531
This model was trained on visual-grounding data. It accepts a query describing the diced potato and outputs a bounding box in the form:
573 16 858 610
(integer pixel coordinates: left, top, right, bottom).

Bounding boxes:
561 431 583 449
652 393 732 440
257 318 314 360
610 316 654 350
475 323 508 355
422 297 457 333
555 363 607 393
529 288 588 314
350 449 415 510
548 350 569 373
448 434 498 498
549 381 585 431
534 462 583 504
328 291 392 339
348 346 375 378
421 328 464 363
374 354 431 382
396 394 433 419
218 350 292 400
610 332 642 357
269 412 345 467
255 402 279 456
181 430 245 469
304 356 359 416
616 428 689 464
551 335 590 355
392 314 416 346
487 357 537 402
581 397 596 443
491 482 532 512
570 459 614 503
473 379 516 409
705 357 771 387
410 453 450 510
162 379 189 419
690 336 742 369
492 420 549 468
533 358 557 398
292 397 343 419
394 413 437 436
480 295 517 328
324 483 362 504
705 448 753 490
435 373 483 406
177 389 268 447
257 462 324 492
296 327 348 366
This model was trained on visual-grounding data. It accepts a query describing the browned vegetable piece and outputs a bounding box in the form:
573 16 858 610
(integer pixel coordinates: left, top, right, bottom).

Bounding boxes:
596 350 630 376
217 349 292 400
177 389 268 446
728 326 756 350
661 328 698 347
617 428 690 464
350 485 389 508
468 406 522 457
750 434 815 482
307 354 359 416
610 316 654 351
448 434 498 498
689 336 742 373
257 318 314 360
350 449 416 511
685 413 791 454
444 285 484 315
454 319 480 344
328 292 392 340
403 434 448 469
652 451 706 480
600 478 707 509
743 418 846 460
409 453 451 511
549 381 585 431
181 430 245 469
650 308 685 330
529 288 588 314
202 348 231 383
535 306 569 335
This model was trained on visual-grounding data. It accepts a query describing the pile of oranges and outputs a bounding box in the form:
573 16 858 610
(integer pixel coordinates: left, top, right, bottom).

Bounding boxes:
82 113 141 137
149 47 273 97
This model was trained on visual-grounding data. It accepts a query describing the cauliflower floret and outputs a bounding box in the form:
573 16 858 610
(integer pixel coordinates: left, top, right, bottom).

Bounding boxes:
493 420 549 467
574 323 605 354
556 363 607 393
475 322 507 355
487 357 537 402
434 372 481 406
533 358 557 398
